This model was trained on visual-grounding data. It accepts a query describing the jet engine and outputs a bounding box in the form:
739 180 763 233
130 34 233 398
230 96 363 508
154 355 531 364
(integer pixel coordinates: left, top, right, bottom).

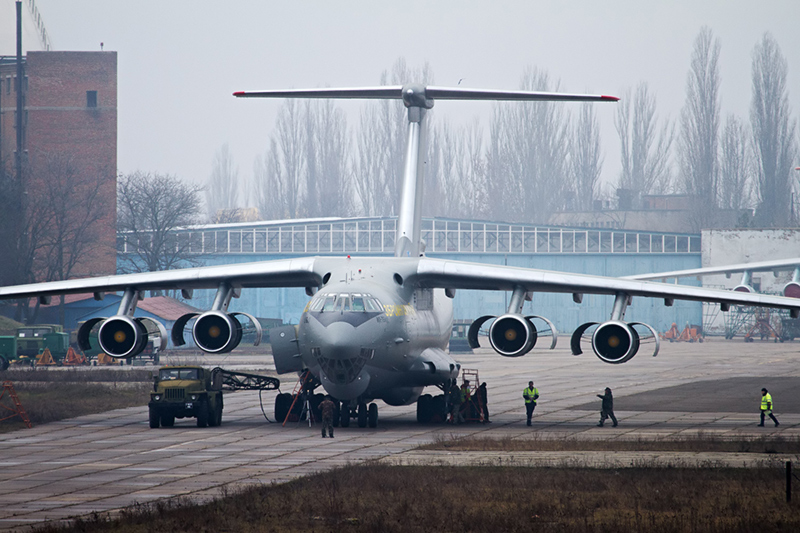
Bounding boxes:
591 321 639 364
77 315 167 359
784 282 800 299
468 313 558 357
488 314 537 357
172 310 262 354
571 320 659 363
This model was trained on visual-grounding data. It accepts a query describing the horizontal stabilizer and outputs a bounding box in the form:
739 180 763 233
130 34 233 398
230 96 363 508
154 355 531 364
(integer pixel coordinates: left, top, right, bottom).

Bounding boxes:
234 85 618 103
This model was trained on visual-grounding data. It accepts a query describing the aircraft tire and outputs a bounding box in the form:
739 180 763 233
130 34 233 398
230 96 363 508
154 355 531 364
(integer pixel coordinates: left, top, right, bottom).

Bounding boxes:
357 403 368 428
416 394 433 424
161 414 174 427
368 403 378 428
197 401 209 428
340 405 350 427
148 406 160 428
431 395 446 424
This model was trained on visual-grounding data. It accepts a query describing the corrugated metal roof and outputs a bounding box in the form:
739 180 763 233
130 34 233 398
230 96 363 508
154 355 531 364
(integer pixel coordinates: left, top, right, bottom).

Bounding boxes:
138 296 201 320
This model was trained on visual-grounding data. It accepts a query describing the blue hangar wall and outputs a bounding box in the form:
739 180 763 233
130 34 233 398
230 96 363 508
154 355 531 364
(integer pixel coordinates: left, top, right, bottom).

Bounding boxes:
118 217 702 333
178 253 701 332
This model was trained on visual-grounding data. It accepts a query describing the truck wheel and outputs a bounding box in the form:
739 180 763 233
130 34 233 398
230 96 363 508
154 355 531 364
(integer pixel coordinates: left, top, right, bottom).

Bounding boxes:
207 403 218 427
149 407 160 429
215 403 223 426
161 414 174 427
197 401 209 427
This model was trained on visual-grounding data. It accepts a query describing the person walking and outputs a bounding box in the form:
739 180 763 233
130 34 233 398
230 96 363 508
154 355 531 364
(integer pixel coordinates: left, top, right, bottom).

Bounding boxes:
759 388 780 427
523 381 539 426
596 387 618 427
477 382 490 423
319 396 336 438
449 380 464 424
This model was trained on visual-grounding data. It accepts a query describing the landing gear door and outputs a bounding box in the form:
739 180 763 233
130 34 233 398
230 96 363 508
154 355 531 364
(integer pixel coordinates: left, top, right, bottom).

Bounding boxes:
271 325 304 374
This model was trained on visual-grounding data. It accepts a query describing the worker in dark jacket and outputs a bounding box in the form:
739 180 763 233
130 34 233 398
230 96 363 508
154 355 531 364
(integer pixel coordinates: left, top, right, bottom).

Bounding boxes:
477 382 490 423
597 387 617 427
449 381 464 424
319 396 336 438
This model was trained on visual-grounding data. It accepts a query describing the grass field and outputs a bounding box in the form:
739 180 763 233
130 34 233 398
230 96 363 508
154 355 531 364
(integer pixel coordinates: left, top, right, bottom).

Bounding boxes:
1 369 152 433
35 464 800 533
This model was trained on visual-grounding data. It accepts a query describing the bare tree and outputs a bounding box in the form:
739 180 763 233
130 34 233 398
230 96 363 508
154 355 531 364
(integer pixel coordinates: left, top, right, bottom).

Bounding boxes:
117 171 203 273
750 33 797 227
206 143 240 222
431 118 487 219
352 58 434 217
719 114 753 212
486 67 569 222
679 27 721 229
569 102 603 211
305 99 351 217
616 83 674 199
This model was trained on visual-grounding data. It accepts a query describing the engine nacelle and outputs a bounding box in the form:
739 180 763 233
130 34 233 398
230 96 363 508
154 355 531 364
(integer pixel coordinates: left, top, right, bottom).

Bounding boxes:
192 311 243 354
97 316 149 358
591 321 639 364
488 314 537 357
784 281 800 299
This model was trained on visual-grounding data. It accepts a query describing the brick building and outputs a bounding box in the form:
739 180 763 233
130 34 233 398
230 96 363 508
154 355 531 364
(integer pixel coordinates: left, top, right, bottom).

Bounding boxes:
0 51 117 285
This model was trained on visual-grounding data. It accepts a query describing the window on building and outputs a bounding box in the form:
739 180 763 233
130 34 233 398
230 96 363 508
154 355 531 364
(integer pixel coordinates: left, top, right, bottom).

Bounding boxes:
86 90 97 108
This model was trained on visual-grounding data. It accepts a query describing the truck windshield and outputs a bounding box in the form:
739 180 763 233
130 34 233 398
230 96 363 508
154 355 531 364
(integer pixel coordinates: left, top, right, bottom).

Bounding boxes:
160 368 199 380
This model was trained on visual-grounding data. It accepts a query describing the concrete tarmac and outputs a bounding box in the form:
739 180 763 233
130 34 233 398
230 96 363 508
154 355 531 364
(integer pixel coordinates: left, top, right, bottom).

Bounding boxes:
1 338 799 530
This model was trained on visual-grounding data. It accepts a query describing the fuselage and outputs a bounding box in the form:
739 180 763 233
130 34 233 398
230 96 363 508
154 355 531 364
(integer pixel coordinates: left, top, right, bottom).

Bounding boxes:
296 257 457 405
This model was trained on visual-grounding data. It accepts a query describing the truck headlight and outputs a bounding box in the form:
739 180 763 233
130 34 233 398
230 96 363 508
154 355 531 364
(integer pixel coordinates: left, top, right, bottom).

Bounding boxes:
190 394 198 401
154 395 161 401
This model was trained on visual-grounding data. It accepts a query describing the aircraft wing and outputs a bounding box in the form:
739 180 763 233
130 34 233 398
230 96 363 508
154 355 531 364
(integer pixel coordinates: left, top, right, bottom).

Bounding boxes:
412 257 800 311
0 258 321 301
623 257 800 281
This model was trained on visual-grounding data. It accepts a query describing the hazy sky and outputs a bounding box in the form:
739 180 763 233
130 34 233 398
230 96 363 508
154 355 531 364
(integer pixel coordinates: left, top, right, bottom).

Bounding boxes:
2 0 799 203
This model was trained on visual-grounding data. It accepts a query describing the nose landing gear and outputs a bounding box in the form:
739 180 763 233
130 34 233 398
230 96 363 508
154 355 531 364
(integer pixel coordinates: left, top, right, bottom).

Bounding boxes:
339 399 379 428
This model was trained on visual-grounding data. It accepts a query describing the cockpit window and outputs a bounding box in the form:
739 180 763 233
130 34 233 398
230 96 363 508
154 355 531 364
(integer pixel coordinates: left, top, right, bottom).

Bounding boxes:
321 295 336 312
309 297 325 312
311 293 383 313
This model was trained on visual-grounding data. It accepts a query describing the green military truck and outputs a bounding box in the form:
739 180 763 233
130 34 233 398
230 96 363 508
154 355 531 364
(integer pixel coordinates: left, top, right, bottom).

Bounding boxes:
149 366 280 429
0 337 15 371
16 325 64 357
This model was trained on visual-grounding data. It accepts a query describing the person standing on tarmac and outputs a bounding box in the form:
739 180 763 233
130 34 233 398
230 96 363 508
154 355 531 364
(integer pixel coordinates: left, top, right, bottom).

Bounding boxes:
449 380 464 424
596 387 618 427
759 388 780 427
523 381 539 426
477 382 490 423
319 396 336 438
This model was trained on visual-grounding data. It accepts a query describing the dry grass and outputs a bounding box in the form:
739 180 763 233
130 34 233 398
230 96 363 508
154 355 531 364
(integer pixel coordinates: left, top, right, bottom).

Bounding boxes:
0 382 150 433
1 367 153 383
424 432 800 455
36 464 800 532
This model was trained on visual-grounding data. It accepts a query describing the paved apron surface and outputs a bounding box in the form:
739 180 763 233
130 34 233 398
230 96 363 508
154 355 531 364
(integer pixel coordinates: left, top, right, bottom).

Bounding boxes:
1 339 799 530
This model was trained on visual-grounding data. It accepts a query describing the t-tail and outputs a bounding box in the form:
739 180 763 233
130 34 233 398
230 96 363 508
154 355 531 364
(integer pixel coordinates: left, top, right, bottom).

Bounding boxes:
234 85 618 257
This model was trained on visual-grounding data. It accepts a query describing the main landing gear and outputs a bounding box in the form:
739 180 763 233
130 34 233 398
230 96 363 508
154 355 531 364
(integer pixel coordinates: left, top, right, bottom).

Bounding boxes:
338 400 378 428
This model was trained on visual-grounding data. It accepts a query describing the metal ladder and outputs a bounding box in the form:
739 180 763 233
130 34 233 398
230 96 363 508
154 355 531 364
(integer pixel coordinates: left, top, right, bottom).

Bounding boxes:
0 381 32 428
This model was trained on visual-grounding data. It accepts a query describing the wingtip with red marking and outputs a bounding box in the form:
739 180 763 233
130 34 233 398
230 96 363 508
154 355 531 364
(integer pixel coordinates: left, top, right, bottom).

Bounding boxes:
233 91 246 97
601 95 620 102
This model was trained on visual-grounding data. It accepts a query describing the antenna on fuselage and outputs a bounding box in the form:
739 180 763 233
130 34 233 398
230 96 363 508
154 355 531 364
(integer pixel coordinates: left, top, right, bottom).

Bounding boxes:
234 86 618 258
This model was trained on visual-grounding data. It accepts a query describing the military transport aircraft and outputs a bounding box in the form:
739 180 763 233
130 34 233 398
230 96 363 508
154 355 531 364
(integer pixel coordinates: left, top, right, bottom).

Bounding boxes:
1 84 799 428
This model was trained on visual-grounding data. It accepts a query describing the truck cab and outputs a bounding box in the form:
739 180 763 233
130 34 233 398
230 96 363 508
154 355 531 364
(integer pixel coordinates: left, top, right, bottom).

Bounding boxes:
149 366 223 428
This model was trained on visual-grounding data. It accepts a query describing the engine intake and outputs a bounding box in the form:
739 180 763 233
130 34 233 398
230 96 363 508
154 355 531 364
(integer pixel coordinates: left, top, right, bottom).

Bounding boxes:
97 316 148 358
488 314 537 357
192 311 243 354
591 321 639 364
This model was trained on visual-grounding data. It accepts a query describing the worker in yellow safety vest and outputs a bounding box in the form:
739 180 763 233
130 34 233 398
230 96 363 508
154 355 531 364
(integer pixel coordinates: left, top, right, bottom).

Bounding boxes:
759 388 780 427
523 381 539 426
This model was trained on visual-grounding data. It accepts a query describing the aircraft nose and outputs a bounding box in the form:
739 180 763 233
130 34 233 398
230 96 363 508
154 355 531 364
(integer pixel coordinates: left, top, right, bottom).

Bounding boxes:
311 323 371 385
